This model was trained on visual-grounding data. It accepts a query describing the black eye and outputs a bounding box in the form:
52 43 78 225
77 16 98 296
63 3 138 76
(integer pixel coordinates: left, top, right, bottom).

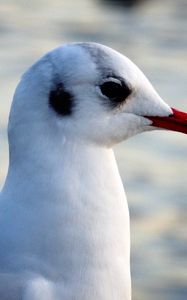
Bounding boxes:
100 80 131 106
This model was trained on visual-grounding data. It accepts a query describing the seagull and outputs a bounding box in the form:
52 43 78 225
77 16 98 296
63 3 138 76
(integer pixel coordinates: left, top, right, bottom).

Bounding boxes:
0 42 186 300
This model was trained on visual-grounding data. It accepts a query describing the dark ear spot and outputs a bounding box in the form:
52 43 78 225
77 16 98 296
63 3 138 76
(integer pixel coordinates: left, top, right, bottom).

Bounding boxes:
49 83 73 116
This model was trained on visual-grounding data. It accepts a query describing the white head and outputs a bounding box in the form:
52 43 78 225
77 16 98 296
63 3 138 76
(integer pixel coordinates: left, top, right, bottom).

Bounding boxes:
9 42 187 154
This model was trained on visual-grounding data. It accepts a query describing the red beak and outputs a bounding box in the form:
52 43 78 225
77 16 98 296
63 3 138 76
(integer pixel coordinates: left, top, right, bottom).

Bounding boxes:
146 108 187 134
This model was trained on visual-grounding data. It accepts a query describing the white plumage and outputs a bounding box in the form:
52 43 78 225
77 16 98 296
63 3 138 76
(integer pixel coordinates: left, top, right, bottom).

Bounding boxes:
0 43 186 300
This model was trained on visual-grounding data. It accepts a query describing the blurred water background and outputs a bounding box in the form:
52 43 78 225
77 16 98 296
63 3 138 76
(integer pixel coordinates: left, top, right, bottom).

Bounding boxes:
0 0 187 299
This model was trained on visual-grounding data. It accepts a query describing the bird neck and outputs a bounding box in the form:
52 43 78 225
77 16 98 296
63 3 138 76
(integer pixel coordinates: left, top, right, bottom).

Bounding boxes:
5 134 123 202
3 137 131 300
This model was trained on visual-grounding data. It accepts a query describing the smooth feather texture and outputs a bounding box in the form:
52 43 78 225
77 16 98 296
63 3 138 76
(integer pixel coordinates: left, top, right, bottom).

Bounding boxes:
0 42 172 300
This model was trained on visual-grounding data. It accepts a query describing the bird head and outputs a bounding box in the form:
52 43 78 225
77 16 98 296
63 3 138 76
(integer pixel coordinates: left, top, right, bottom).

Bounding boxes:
9 43 187 148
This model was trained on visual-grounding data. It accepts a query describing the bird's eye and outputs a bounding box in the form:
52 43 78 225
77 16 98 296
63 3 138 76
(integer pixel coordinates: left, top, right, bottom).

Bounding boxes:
99 80 131 105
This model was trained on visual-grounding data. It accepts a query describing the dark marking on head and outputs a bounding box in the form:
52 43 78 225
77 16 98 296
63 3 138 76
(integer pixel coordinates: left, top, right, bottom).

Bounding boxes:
80 43 132 109
80 43 112 76
49 83 73 116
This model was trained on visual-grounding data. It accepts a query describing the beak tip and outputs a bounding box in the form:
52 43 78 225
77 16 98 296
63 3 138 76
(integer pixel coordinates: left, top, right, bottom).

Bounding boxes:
146 106 187 135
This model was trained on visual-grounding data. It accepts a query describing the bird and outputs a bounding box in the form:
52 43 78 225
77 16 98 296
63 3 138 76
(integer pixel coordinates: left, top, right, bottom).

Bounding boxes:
0 42 186 300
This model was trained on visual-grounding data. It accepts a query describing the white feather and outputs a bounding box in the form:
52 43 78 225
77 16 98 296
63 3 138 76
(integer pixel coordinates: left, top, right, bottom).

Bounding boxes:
0 43 172 299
